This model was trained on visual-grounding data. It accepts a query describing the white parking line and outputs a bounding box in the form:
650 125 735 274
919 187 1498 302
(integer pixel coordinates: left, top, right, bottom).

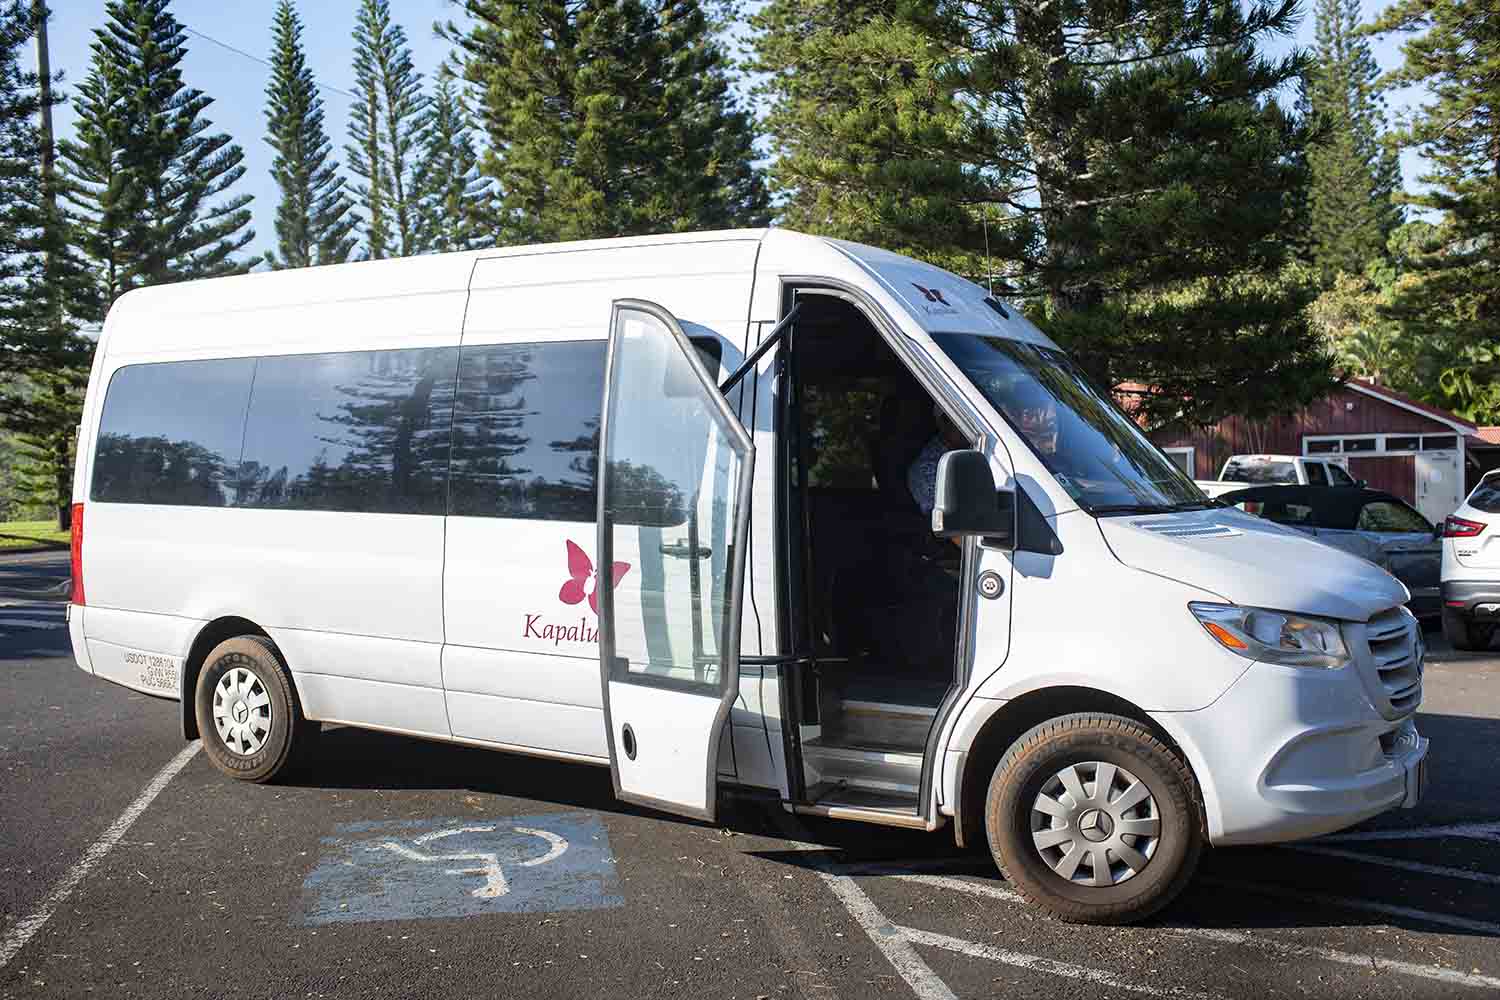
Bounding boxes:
0 741 201 970
1168 927 1500 992
847 868 1500 991
1288 842 1500 887
814 866 959 1000
896 925 1223 1000
1202 877 1500 936
0 617 66 629
770 820 958 1000
887 872 1021 903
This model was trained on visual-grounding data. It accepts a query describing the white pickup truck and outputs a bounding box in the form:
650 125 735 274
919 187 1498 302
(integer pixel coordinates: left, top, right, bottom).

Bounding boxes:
1196 454 1360 498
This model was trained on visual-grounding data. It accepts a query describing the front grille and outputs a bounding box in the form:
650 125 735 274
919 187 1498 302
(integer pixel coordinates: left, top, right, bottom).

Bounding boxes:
1362 607 1422 718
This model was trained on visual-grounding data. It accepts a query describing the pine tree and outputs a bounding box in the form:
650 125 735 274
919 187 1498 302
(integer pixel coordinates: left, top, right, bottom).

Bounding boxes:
753 0 1333 429
56 59 124 323
60 0 256 316
415 74 490 253
265 0 357 269
1305 0 1402 280
1367 0 1499 422
0 1 93 528
347 0 427 259
443 0 767 244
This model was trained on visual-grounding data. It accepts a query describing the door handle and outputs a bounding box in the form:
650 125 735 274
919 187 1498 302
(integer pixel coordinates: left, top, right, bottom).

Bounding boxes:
660 541 711 559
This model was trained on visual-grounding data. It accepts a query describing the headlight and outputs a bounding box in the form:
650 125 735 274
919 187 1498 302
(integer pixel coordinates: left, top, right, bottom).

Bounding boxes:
1189 602 1349 669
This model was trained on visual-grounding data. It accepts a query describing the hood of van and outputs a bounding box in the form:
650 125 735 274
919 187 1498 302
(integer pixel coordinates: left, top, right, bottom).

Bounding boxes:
1097 507 1408 623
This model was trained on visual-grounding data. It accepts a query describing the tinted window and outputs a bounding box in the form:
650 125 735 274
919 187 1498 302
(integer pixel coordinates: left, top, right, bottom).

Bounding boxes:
1223 460 1297 484
449 341 606 521
238 348 457 514
934 334 1201 511
1469 474 1500 514
1358 500 1431 534
1328 464 1356 486
1261 501 1315 526
92 359 254 506
1305 462 1329 486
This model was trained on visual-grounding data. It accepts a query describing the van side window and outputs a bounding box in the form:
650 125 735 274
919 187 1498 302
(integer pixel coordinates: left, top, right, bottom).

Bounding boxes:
449 340 607 521
91 358 255 506
237 347 458 515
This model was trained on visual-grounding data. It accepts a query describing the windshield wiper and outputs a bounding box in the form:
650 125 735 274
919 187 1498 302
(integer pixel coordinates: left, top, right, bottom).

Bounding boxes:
1091 499 1219 516
1167 499 1223 511
1090 503 1173 516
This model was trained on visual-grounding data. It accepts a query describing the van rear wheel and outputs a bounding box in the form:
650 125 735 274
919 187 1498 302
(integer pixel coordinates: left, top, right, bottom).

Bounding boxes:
195 636 313 783
984 713 1202 925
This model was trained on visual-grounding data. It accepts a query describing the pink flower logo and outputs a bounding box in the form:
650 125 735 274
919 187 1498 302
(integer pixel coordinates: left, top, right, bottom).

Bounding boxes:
560 539 631 615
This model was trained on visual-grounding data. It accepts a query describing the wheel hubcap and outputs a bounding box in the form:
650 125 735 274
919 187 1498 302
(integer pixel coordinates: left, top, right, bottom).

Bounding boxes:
213 665 272 756
1030 761 1160 887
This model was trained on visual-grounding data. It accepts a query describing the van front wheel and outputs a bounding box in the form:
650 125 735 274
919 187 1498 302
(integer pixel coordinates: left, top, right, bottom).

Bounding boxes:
195 636 313 783
984 713 1202 925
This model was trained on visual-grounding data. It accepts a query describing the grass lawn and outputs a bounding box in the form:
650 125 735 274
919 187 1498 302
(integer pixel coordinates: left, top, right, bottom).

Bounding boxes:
0 519 70 550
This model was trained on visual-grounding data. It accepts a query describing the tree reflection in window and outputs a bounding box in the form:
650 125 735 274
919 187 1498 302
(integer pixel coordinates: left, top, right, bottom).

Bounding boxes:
449 341 606 521
236 348 457 514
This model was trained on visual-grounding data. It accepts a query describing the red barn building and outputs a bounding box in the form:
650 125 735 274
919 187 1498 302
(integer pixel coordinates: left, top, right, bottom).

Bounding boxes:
1147 380 1492 525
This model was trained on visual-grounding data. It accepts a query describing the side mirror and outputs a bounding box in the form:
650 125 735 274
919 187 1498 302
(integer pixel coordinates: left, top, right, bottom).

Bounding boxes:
933 449 1014 546
1356 479 1367 489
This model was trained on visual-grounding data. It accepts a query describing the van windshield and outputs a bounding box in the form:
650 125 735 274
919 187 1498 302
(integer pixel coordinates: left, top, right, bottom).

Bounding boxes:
932 334 1207 514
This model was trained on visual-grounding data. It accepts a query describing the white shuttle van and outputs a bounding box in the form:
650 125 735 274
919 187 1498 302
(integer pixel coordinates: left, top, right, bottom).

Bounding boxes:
67 229 1429 924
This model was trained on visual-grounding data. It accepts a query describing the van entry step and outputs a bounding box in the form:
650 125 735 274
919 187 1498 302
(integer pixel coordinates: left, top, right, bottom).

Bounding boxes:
803 782 920 815
802 740 923 798
823 699 938 752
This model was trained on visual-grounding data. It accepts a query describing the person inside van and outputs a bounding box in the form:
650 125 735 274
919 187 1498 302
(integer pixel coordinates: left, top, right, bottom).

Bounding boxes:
998 380 1060 457
907 406 970 542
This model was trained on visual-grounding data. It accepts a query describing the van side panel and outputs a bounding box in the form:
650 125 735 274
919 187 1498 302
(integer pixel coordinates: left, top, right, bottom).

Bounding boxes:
441 240 760 762
79 281 466 736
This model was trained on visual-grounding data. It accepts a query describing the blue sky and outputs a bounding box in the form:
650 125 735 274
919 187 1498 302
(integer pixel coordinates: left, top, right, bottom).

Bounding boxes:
33 1 1429 265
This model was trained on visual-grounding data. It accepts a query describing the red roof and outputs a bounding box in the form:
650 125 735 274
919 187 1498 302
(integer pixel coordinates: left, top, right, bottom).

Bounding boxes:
1474 427 1500 445
1347 379 1476 433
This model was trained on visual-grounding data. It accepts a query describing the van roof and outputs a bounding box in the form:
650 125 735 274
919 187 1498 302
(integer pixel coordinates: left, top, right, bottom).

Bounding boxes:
105 228 779 323
99 227 1057 355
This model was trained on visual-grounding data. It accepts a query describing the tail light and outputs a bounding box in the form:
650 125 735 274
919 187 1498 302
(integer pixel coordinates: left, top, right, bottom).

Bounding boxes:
69 502 85 605
1443 515 1485 538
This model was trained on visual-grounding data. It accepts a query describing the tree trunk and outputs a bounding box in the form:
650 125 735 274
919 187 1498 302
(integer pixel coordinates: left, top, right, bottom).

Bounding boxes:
1016 4 1101 317
54 427 71 531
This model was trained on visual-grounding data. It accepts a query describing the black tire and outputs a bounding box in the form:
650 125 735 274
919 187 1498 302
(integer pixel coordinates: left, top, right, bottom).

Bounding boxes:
1443 610 1494 652
984 713 1203 925
195 635 315 783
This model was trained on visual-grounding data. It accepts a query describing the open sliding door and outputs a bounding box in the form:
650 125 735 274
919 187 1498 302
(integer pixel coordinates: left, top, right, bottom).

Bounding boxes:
596 299 754 821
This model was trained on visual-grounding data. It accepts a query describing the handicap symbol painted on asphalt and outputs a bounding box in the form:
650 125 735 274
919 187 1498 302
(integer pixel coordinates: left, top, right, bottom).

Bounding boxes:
375 824 569 899
300 811 623 925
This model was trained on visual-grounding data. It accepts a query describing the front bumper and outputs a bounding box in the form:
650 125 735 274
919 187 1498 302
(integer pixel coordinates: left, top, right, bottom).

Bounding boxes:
1400 725 1430 809
1156 660 1428 847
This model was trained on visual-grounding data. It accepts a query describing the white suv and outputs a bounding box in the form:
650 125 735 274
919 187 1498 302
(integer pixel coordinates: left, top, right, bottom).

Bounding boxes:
1440 470 1500 650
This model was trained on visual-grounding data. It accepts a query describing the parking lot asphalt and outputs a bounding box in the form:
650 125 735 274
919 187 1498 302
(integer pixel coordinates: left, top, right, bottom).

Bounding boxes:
4 550 1500 999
